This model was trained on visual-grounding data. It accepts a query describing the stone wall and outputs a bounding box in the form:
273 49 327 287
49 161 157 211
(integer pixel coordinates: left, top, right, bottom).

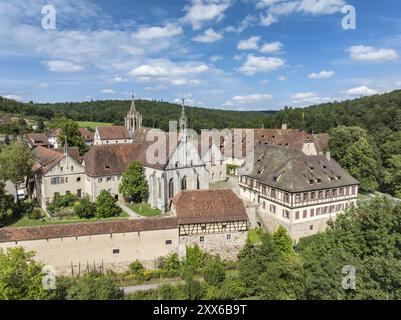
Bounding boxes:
179 231 247 261
0 228 179 275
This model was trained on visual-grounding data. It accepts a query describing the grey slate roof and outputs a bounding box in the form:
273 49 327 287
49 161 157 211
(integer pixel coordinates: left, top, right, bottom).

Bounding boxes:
244 145 359 193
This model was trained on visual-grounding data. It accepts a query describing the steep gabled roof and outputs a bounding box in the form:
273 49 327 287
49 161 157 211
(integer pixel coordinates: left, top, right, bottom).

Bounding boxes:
25 133 49 148
96 126 129 140
78 127 94 141
32 146 81 174
244 145 359 192
172 190 248 224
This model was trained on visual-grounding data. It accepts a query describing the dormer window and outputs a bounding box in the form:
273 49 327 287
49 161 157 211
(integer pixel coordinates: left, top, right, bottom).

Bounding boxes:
104 165 110 170
308 179 314 185
272 135 276 139
316 178 322 184
273 177 278 182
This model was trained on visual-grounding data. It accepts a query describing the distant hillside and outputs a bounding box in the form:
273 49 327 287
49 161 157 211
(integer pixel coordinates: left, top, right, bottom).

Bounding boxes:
274 89 401 134
0 97 277 132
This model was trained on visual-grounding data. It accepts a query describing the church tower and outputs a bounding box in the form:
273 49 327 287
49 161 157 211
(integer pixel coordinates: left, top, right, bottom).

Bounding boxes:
125 94 142 137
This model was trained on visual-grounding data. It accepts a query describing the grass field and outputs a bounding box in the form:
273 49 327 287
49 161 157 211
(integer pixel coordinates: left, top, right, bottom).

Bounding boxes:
77 121 113 130
126 203 161 217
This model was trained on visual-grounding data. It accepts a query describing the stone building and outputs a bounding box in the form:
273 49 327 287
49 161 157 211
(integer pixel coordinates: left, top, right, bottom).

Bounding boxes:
238 145 359 240
31 146 85 208
94 126 132 145
172 189 248 260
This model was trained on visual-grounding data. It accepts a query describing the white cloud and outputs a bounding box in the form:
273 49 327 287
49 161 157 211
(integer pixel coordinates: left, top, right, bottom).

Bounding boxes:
45 60 84 72
260 13 278 26
224 93 273 107
171 79 201 86
278 76 286 81
192 28 223 43
225 15 256 33
128 65 169 77
112 76 128 83
290 91 335 105
348 45 399 63
345 86 378 96
1 94 22 101
261 79 270 84
239 55 285 76
308 70 335 79
260 41 283 53
132 23 183 40
237 36 260 50
396 81 401 87
210 55 223 62
299 0 345 15
183 0 231 30
100 89 116 94
291 92 317 100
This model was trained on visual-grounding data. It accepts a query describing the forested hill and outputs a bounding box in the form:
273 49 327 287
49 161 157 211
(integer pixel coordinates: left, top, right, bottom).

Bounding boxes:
274 89 401 134
0 97 276 132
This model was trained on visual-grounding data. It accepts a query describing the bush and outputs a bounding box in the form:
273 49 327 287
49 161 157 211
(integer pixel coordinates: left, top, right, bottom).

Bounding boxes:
203 258 226 287
74 197 96 219
128 260 144 277
158 253 181 276
95 191 122 218
28 208 43 220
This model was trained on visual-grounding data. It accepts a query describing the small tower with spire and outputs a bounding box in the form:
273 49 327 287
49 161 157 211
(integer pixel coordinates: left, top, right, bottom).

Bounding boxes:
179 98 188 133
125 93 142 137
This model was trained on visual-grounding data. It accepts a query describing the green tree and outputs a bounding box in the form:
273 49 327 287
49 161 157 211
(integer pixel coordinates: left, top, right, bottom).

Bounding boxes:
0 182 14 223
66 273 123 300
203 258 226 287
273 225 294 255
258 254 305 300
328 126 367 160
0 142 33 202
74 196 96 219
383 155 401 198
95 190 122 218
0 247 48 300
49 117 88 154
342 137 380 191
119 161 148 203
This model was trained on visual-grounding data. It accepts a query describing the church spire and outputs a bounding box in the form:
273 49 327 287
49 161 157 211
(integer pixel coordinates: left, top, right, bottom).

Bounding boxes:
179 98 188 133
130 93 136 112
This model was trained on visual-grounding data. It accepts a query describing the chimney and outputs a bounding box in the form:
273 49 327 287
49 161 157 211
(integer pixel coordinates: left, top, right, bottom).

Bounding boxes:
326 151 331 161
282 123 288 130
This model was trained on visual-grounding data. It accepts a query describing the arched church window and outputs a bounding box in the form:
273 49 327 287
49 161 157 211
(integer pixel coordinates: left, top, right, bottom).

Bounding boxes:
181 176 187 191
169 178 174 198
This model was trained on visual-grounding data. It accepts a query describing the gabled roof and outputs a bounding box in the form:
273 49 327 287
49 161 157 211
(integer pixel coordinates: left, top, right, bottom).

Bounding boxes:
48 128 62 138
244 145 359 192
96 126 129 140
25 133 49 148
222 128 329 157
78 127 94 141
172 190 248 225
32 146 80 174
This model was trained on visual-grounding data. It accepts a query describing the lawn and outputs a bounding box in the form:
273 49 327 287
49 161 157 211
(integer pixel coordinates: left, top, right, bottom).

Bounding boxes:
77 121 113 130
6 211 130 228
126 203 161 217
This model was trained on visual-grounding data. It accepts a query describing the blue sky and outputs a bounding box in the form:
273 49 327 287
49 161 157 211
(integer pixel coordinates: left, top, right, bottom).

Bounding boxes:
0 0 401 110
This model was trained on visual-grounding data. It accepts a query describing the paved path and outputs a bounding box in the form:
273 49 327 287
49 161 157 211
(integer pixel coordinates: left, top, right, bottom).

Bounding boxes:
118 202 142 219
121 280 184 294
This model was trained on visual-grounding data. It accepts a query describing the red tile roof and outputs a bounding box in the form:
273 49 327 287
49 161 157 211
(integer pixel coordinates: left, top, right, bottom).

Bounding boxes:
78 127 94 141
0 217 178 242
25 133 49 148
32 146 80 174
172 190 248 224
97 126 129 140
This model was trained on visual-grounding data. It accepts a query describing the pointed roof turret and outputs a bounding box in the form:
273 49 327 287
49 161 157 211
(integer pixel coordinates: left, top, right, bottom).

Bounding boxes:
130 93 136 113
